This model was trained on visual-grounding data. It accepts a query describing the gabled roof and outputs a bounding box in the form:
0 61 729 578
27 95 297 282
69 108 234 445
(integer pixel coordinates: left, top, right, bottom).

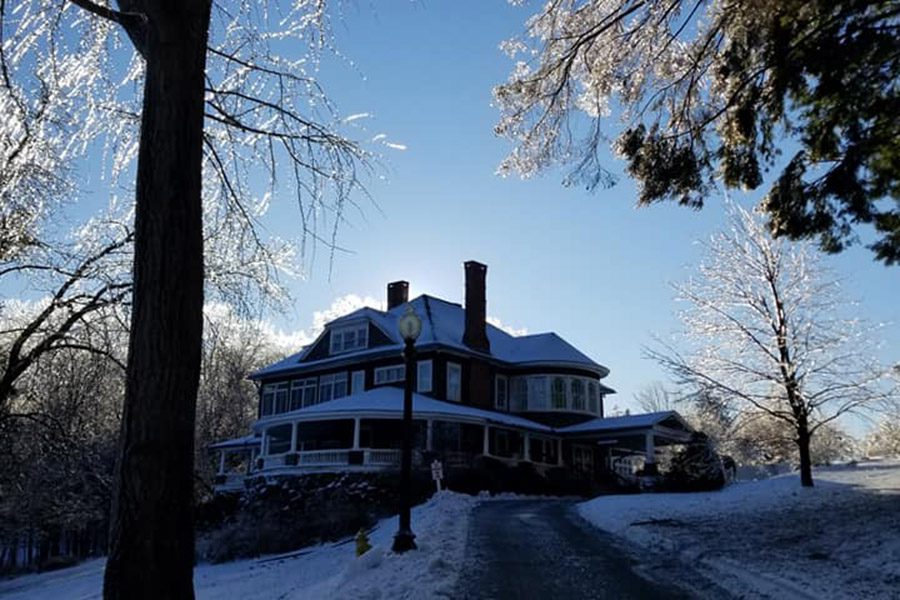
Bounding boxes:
557 411 692 435
253 387 553 432
251 294 608 379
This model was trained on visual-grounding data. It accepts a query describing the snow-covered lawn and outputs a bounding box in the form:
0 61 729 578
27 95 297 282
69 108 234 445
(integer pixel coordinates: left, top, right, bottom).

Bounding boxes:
6 463 898 599
578 459 900 599
0 491 478 600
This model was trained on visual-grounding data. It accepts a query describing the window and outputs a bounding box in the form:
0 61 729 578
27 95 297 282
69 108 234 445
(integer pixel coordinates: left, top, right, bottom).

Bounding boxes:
417 360 433 393
447 362 461 402
551 377 567 409
266 424 292 455
495 375 508 411
571 379 586 411
329 324 368 354
260 384 276 416
511 378 527 411
529 437 559 464
290 378 317 410
588 382 599 414
527 376 548 411
351 370 365 395
262 382 290 415
319 372 348 403
375 365 405 385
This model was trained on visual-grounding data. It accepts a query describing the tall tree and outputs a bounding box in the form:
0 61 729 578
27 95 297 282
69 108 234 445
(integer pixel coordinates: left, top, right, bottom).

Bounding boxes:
4 2 369 597
647 204 890 487
496 0 900 264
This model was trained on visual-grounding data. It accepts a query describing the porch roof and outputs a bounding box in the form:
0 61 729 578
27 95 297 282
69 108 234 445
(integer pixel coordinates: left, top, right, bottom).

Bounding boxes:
255 387 553 432
557 410 694 437
209 434 261 450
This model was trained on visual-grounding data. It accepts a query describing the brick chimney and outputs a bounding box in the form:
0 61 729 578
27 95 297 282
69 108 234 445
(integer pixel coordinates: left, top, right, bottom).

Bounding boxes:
387 280 409 310
463 261 490 352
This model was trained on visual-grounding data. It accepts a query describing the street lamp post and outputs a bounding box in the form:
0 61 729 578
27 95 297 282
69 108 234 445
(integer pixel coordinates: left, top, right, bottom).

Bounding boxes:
393 306 421 553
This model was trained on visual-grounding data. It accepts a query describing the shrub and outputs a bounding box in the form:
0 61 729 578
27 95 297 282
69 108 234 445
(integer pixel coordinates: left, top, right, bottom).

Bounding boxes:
197 471 432 563
664 432 726 492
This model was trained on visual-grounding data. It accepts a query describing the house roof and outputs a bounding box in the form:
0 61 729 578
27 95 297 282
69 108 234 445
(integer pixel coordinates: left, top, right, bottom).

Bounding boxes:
253 387 554 432
252 295 609 379
211 395 695 452
557 411 693 435
209 434 261 450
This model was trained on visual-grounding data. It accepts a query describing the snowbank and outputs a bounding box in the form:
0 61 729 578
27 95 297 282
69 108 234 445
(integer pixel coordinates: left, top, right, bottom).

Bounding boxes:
577 460 900 599
0 491 479 600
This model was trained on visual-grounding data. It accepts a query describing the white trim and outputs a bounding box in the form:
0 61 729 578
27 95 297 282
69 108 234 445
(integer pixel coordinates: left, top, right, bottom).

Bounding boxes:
495 375 509 411
352 417 361 450
446 362 461 402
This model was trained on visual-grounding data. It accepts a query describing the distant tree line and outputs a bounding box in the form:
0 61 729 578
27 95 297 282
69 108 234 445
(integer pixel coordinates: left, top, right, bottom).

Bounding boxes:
0 300 280 573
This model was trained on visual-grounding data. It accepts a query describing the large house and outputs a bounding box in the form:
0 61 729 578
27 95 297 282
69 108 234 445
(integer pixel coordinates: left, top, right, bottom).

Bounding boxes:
212 261 694 491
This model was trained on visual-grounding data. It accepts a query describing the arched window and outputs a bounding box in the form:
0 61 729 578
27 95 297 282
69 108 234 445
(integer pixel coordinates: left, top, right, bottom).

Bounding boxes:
571 379 585 411
551 377 566 409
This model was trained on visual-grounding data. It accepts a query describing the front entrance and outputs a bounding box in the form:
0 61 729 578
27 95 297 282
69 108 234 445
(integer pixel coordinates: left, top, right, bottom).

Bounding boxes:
572 443 594 477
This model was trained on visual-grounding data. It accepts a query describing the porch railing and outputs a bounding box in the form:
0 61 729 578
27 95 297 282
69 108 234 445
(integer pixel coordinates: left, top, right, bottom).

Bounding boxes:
257 448 404 470
367 449 401 466
298 450 350 466
612 455 643 482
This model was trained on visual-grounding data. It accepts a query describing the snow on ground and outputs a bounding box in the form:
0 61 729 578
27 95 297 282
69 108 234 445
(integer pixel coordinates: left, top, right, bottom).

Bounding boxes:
0 491 479 600
578 459 900 599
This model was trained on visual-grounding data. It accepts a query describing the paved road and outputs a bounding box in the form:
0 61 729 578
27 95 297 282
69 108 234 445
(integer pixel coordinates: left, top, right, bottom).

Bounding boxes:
457 500 714 600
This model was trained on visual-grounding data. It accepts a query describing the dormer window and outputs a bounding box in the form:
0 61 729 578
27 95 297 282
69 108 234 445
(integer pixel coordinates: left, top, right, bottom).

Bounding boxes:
330 323 368 354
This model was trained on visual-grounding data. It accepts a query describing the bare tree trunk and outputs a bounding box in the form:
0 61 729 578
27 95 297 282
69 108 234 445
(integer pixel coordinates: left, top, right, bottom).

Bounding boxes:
797 423 814 487
103 3 211 599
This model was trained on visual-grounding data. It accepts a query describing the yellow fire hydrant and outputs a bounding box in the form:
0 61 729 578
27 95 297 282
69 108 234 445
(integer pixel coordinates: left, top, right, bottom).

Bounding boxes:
355 528 372 556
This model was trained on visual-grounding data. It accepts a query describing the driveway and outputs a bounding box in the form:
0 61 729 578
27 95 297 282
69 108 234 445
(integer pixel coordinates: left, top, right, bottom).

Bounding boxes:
457 499 724 599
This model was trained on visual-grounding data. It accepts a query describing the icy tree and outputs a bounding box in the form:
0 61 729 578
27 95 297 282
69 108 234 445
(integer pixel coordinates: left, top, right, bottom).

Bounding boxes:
3 2 371 597
865 416 900 458
0 212 133 415
647 204 891 487
495 0 900 264
194 303 285 495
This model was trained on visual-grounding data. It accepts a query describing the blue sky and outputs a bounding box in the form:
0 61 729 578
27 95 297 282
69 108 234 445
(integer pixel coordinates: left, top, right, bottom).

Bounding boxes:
8 2 897 427
251 1 897 421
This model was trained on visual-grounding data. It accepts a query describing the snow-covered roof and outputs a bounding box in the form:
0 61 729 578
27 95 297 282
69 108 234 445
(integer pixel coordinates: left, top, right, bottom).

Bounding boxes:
209 434 261 450
252 295 608 379
254 387 553 432
558 411 692 435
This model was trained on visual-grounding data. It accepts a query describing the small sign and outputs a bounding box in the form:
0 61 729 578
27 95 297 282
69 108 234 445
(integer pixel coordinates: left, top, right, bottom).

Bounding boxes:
431 459 444 492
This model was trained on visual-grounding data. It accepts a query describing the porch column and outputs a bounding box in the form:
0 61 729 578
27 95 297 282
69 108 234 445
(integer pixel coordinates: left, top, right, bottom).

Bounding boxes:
217 450 226 475
290 422 299 453
557 438 564 466
523 433 531 462
352 417 361 450
262 430 269 456
426 419 433 451
483 425 491 456
644 431 658 474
